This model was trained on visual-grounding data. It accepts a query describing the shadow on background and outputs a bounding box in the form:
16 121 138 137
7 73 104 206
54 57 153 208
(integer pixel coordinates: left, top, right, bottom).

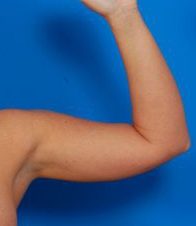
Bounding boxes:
35 13 132 122
39 15 110 76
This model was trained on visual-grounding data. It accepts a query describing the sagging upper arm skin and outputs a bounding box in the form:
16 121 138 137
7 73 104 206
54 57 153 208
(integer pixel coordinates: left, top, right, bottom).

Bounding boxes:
27 110 178 182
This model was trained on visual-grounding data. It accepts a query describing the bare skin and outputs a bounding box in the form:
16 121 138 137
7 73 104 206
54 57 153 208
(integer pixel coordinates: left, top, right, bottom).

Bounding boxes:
0 0 191 225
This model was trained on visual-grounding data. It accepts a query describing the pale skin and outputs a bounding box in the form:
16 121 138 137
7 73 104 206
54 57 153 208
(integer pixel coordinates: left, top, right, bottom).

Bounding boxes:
0 0 191 225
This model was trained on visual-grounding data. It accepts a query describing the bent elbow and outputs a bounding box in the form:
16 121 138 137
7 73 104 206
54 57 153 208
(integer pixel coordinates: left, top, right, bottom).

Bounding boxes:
152 135 191 165
164 135 191 159
177 136 191 153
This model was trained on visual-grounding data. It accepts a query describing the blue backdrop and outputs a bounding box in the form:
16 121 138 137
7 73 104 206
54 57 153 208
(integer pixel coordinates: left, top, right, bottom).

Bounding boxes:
0 0 195 225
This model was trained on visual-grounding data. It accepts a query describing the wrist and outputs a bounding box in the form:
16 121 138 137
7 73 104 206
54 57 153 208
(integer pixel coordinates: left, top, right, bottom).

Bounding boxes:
106 6 140 30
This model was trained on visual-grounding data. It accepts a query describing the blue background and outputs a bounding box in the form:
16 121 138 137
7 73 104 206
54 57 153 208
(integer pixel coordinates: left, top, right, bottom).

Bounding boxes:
0 0 195 225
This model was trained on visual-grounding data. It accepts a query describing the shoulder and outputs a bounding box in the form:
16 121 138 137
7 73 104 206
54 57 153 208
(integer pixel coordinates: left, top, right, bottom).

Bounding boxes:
0 109 37 134
0 108 75 146
0 109 45 149
0 108 32 123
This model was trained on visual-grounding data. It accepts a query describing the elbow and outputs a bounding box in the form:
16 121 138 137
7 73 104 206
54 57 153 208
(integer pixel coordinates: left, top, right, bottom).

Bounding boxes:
174 127 191 154
177 136 191 153
162 134 191 159
150 132 191 164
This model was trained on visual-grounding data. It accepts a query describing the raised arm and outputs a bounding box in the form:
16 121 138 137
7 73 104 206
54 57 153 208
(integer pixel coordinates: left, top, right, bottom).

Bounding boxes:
11 0 190 206
82 0 190 149
30 0 190 181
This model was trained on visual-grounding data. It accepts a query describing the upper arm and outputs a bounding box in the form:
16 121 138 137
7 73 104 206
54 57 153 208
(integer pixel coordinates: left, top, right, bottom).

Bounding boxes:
29 110 173 182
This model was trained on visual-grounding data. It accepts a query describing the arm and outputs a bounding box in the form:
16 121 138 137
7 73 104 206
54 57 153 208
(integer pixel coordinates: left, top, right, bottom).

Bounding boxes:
27 1 190 183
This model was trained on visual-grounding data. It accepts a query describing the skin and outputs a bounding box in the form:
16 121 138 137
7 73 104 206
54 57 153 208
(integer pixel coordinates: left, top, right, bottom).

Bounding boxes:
0 0 191 225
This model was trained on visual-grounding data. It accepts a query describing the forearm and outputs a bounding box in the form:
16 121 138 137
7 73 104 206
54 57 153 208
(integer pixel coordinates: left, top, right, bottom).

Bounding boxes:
107 8 190 150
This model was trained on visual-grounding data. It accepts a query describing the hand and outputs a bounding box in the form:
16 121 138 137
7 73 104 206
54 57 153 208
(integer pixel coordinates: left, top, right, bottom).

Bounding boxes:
81 0 138 19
